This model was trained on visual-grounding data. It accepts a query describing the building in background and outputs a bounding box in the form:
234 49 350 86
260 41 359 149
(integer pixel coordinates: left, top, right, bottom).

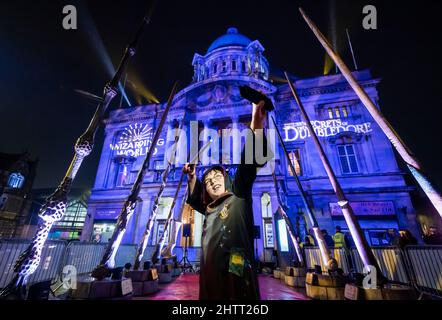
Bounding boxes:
0 152 38 238
30 188 91 241
82 28 424 261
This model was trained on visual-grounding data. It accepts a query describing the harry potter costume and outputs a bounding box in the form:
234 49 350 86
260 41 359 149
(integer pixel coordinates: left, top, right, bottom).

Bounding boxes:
187 129 270 300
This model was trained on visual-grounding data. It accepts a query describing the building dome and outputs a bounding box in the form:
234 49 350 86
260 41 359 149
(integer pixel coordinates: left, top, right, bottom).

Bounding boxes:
207 27 252 53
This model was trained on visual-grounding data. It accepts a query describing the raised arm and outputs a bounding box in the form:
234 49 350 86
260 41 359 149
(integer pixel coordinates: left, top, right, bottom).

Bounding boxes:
232 101 272 198
183 163 205 214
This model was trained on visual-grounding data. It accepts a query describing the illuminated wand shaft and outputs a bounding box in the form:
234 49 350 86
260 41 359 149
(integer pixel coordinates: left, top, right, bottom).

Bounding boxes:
299 7 442 219
151 140 212 264
284 72 385 281
132 113 187 270
160 187 188 258
271 116 335 269
96 82 178 273
0 3 156 298
151 170 186 265
270 169 304 267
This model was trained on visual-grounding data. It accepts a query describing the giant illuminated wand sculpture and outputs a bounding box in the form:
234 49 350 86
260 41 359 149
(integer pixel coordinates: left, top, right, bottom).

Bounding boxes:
92 82 178 277
132 111 188 270
271 116 337 270
151 140 212 264
299 8 442 220
284 72 386 283
0 2 156 299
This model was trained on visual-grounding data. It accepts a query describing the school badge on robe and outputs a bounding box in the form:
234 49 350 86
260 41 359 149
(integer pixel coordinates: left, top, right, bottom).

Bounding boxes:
219 202 230 220
228 248 245 277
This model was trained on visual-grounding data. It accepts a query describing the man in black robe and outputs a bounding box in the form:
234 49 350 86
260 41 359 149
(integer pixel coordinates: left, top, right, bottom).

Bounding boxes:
183 100 271 300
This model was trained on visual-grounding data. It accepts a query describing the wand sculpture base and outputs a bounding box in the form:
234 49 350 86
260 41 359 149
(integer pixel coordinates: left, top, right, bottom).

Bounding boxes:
284 267 307 288
344 283 417 300
305 272 348 300
68 276 133 300
158 262 174 284
126 269 159 296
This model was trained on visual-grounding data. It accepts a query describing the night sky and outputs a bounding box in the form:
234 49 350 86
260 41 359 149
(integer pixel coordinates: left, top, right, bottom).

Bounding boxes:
1 0 441 191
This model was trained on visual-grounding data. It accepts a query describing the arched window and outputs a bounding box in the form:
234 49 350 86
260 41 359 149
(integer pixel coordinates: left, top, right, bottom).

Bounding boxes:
261 193 274 248
261 193 272 218
7 173 25 189
116 163 129 187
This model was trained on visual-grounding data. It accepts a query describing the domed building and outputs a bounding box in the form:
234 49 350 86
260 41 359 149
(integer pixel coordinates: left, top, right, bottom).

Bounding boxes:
82 28 421 264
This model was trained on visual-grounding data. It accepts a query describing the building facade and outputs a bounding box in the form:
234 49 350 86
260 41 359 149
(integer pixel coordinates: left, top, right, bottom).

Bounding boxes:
0 152 38 238
82 28 421 261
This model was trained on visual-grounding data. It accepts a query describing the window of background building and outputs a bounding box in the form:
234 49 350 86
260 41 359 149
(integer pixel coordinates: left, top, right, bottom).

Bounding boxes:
116 163 129 187
337 144 359 174
277 219 289 252
156 220 166 244
154 160 164 170
53 200 87 239
7 172 25 189
241 60 246 72
288 150 302 176
328 108 333 119
222 60 227 72
327 106 350 119
213 63 217 74
232 60 237 71
92 222 115 243
261 193 274 248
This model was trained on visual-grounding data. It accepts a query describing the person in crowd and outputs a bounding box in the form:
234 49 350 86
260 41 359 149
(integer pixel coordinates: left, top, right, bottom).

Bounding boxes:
332 226 351 250
423 226 442 245
322 229 335 248
394 229 418 249
387 228 399 246
307 228 316 246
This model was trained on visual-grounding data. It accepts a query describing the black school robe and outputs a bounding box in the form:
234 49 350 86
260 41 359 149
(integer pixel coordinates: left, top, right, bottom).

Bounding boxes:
187 130 269 300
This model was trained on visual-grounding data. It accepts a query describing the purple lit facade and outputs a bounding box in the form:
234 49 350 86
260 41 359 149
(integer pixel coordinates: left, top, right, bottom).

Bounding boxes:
81 28 421 260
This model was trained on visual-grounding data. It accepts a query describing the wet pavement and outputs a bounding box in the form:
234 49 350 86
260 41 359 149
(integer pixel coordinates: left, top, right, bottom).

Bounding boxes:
133 273 310 300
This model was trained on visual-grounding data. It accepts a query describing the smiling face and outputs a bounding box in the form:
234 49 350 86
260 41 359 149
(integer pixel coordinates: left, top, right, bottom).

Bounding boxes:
203 169 226 201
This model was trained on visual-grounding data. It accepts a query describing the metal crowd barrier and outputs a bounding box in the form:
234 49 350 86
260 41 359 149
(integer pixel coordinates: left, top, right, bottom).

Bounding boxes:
63 242 106 275
304 247 351 274
350 247 410 284
0 239 66 288
1 239 441 298
405 246 442 296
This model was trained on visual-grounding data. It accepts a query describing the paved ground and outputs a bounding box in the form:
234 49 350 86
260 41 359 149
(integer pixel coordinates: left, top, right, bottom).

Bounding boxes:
133 273 310 300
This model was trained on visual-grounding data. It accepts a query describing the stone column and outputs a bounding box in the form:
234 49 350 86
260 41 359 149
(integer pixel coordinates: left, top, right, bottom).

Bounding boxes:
95 128 117 189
